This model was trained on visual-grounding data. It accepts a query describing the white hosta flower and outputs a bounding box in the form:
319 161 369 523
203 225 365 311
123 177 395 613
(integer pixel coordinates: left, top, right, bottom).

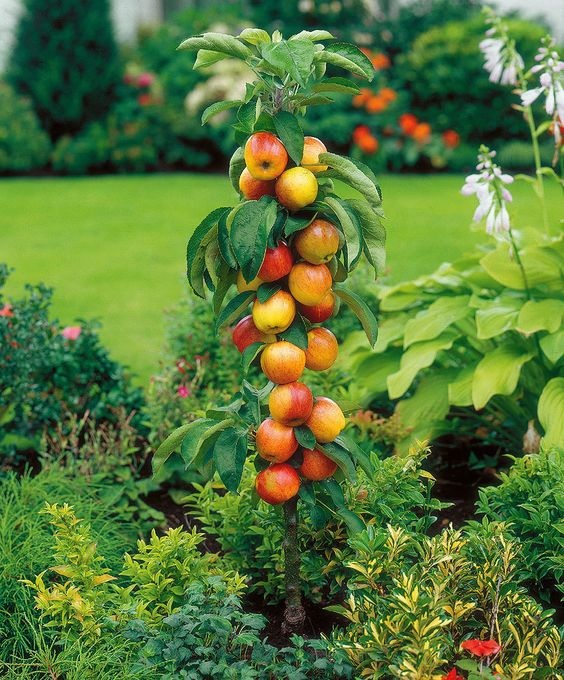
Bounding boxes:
479 9 524 86
520 38 564 121
461 147 514 236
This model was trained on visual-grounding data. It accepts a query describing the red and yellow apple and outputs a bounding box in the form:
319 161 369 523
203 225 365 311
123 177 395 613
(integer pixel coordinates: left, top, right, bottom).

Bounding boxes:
294 219 340 265
258 241 293 282
239 167 276 200
298 291 335 323
255 418 298 463
255 463 300 505
304 327 338 371
300 136 328 174
237 270 263 293
275 167 318 212
299 448 337 481
244 132 288 180
305 397 346 443
260 341 306 384
288 262 332 306
252 290 296 334
232 315 276 353
268 381 313 426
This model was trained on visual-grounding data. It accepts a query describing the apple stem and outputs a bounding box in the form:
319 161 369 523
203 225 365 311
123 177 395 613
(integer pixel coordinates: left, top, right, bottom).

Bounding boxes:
282 495 306 634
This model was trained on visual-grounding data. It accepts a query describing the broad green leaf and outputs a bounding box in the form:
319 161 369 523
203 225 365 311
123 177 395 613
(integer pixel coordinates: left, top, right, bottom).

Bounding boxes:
228 146 245 194
241 342 264 374
345 198 386 279
273 111 304 166
538 377 564 448
152 420 205 473
517 299 564 334
342 350 402 404
373 313 410 353
179 33 252 60
311 77 360 94
318 153 381 211
314 42 374 81
323 196 362 270
231 197 277 281
238 28 270 45
448 363 478 407
284 212 316 237
278 314 308 350
201 99 241 125
540 329 564 364
480 243 563 290
295 426 316 449
475 296 521 339
334 286 378 347
317 442 357 482
261 39 315 87
215 291 254 330
387 332 457 399
187 207 230 297
193 49 227 69
181 418 233 469
290 29 335 41
213 427 248 492
472 344 534 410
404 296 470 347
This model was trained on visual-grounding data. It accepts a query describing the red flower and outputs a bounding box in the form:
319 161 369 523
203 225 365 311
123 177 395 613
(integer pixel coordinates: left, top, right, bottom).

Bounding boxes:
412 122 432 144
461 639 501 657
0 304 13 317
138 93 153 107
353 125 371 142
356 133 379 154
137 72 154 88
443 670 464 680
399 113 418 135
177 385 190 398
442 129 460 148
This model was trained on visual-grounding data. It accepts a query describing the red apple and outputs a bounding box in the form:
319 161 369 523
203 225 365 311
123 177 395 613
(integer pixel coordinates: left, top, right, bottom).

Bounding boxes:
299 448 337 480
288 262 332 306
275 167 318 211
244 132 288 180
304 327 338 371
298 291 335 323
239 167 276 200
293 219 340 264
232 315 276 353
255 463 300 505
301 136 328 174
305 397 346 443
255 417 298 463
252 290 296 334
268 381 313 426
260 341 306 384
258 241 294 282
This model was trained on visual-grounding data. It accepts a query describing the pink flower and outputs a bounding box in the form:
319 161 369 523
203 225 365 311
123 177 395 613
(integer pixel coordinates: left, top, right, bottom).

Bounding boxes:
0 304 13 317
177 385 190 398
461 639 501 657
137 72 154 88
61 326 81 340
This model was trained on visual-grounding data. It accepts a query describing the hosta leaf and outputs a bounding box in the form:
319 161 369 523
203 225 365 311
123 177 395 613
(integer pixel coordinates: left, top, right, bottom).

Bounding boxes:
238 28 270 45
472 344 534 410
540 329 564 364
334 286 378 347
201 99 241 125
179 33 252 61
153 421 203 473
475 296 521 339
273 111 304 165
228 146 245 194
231 197 277 281
344 198 386 279
404 296 470 347
323 196 362 270
538 377 564 448
517 299 564 335
213 427 248 492
215 291 254 331
311 77 360 94
448 363 478 407
480 243 563 290
314 42 374 81
261 39 315 87
318 153 381 211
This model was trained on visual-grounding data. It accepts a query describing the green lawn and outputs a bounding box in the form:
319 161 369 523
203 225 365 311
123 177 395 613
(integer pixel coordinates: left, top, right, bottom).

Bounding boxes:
1 173 559 384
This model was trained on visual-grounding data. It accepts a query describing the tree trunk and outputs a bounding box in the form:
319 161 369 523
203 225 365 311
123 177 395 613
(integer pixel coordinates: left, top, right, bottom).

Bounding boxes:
282 495 306 634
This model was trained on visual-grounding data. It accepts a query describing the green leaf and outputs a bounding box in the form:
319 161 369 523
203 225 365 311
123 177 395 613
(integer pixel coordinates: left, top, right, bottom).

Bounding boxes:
317 442 357 482
472 344 534 410
448 363 478 407
238 28 271 45
404 296 471 347
181 419 233 470
193 49 227 69
261 39 315 87
517 299 564 334
217 211 238 269
295 426 316 449
179 33 252 60
475 296 521 339
213 427 248 492
323 197 362 270
318 153 381 210
538 377 564 448
215 291 255 331
229 147 245 194
212 267 236 315
290 30 335 42
319 479 365 532
314 42 374 81
273 111 304 165
152 420 207 474
334 286 378 347
231 197 277 281
186 207 230 297
278 314 308 350
201 100 241 125
257 282 281 303
335 434 373 477
480 243 563 290
284 212 316 237
540 329 564 364
311 77 360 94
241 342 264 374
344 198 386 279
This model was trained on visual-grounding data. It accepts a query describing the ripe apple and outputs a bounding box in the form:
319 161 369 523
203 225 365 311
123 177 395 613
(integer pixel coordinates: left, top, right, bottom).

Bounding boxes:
288 262 332 306
305 327 338 371
275 167 318 212
239 167 276 200
268 381 313 426
237 270 263 293
294 219 340 265
244 132 288 180
298 290 335 323
256 418 298 463
255 463 300 505
305 397 346 443
232 315 276 353
301 136 328 174
252 290 296 334
260 341 306 384
258 241 294 282
299 448 337 481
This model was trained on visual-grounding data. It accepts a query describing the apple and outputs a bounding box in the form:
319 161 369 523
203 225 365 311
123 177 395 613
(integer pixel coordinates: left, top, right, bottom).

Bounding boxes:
299 448 337 481
255 463 300 505
232 315 276 353
288 262 332 306
258 241 293 282
260 341 306 384
255 417 298 463
305 397 346 443
268 381 313 426
239 167 276 200
275 167 318 212
252 290 295 334
300 136 328 174
298 291 335 323
304 327 338 371
293 219 340 264
237 270 263 293
244 132 288 180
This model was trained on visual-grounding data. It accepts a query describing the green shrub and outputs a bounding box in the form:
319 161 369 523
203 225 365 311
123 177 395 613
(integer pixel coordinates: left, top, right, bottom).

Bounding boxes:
7 0 120 139
0 83 51 173
476 447 564 602
497 140 554 170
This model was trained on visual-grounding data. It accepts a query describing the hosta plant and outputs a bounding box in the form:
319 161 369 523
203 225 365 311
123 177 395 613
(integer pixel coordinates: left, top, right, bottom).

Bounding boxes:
153 27 386 631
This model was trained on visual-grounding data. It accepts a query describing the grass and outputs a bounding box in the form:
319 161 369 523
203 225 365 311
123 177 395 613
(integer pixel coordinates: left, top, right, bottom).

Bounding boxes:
1 173 559 384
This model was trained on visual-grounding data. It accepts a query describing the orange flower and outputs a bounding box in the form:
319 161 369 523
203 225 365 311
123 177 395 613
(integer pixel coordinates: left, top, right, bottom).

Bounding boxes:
356 133 379 154
372 53 390 70
360 47 372 58
352 88 372 108
352 125 371 143
379 87 397 103
398 113 418 135
137 93 153 107
366 95 387 113
461 639 501 657
442 129 460 148
412 122 432 144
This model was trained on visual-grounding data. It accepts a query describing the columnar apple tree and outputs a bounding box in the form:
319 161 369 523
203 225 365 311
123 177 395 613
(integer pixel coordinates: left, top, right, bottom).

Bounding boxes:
154 28 386 632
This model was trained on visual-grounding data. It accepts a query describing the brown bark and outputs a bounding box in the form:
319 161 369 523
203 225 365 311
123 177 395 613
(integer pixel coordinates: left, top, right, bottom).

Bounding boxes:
282 495 306 634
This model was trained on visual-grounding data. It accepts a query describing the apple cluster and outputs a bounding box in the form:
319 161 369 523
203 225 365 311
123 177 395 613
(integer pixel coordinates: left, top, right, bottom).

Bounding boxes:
232 131 347 506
